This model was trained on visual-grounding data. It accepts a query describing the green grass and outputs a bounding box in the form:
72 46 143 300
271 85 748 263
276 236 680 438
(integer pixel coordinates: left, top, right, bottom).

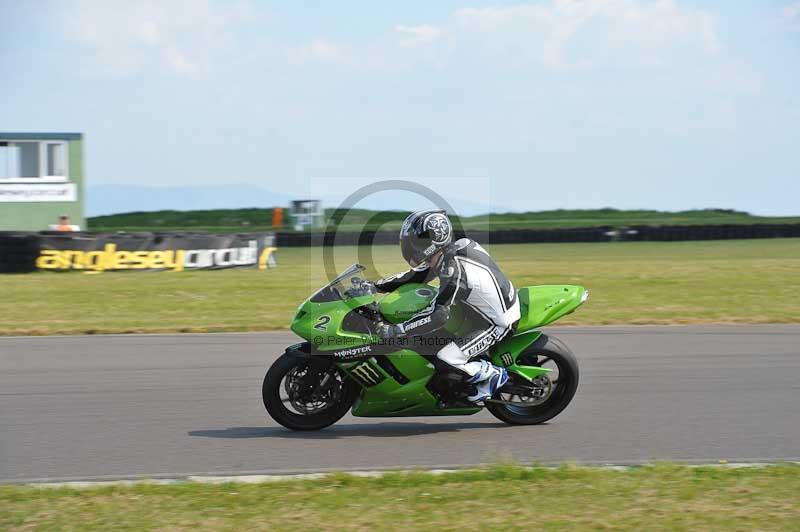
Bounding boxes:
87 207 800 233
2 239 799 335
2 464 799 530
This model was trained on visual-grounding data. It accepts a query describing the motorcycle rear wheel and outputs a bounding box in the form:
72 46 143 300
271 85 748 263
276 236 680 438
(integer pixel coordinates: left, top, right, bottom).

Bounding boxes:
486 334 579 425
263 352 357 431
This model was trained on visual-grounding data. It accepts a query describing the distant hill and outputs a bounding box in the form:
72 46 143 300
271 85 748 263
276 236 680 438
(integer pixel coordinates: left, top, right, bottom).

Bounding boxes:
87 207 800 233
86 184 496 217
87 184 292 217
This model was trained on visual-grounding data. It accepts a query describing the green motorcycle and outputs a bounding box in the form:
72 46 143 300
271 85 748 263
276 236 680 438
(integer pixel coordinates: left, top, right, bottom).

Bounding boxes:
263 263 588 431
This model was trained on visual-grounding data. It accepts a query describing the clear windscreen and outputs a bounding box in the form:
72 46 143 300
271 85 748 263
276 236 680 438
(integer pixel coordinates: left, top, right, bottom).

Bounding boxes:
309 264 375 302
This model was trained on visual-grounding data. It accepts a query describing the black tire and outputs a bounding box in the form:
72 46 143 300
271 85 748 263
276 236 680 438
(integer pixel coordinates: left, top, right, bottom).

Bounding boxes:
263 352 357 431
486 334 579 425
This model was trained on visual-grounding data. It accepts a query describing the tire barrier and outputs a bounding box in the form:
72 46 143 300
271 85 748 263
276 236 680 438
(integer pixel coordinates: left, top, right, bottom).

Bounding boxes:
275 223 800 247
0 232 40 273
276 226 616 247
623 224 800 241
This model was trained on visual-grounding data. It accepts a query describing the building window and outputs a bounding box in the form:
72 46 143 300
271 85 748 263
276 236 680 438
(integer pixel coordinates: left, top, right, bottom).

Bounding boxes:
0 140 69 181
46 143 67 177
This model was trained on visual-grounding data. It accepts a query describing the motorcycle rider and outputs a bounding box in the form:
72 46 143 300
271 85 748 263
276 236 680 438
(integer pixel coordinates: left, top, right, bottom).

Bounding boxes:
374 210 520 404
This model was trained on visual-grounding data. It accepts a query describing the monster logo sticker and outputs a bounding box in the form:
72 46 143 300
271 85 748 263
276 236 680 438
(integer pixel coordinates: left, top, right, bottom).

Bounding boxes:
350 362 385 386
332 345 373 360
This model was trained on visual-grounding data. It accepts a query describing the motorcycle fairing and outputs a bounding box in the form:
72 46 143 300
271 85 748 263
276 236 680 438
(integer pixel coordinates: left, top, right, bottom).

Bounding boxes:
344 351 482 417
515 285 588 332
490 330 551 382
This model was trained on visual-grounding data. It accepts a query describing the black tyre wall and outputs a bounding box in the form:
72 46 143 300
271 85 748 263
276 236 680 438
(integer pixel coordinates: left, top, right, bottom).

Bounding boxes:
0 233 41 273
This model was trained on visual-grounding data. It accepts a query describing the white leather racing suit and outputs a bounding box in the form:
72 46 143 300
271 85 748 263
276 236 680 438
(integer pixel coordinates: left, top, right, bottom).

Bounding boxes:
375 238 521 380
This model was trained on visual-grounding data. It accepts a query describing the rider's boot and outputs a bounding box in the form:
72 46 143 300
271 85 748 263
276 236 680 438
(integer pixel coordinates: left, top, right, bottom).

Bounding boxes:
466 360 508 404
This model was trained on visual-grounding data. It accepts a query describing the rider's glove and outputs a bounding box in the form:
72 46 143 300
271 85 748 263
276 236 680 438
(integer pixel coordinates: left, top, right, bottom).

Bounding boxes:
375 322 405 339
361 280 377 295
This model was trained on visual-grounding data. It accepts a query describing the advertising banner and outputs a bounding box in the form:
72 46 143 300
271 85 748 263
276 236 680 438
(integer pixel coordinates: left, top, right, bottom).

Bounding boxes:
0 183 77 202
34 232 277 272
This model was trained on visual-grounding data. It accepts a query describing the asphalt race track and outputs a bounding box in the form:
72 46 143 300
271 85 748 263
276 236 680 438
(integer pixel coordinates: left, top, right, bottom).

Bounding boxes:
1 326 798 482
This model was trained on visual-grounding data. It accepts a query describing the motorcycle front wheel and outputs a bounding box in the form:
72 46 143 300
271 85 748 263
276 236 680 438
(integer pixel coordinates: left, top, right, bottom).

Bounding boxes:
486 334 579 425
263 352 357 431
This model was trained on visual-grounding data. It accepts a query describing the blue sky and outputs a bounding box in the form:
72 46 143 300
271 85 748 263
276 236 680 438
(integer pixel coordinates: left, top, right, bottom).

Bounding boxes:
2 0 799 215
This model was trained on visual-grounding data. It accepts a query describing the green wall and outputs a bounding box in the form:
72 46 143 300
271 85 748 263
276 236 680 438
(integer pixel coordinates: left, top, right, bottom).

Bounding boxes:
0 136 85 231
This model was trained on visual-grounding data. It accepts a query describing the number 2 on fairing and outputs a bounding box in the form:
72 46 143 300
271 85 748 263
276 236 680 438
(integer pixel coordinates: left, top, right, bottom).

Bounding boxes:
314 315 331 331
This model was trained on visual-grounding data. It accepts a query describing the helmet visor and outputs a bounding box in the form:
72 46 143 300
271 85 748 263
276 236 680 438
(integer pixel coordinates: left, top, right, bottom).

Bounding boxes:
400 231 437 269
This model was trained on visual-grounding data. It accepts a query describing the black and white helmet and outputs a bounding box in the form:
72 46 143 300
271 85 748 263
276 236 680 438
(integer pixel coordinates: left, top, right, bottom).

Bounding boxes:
399 210 453 270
